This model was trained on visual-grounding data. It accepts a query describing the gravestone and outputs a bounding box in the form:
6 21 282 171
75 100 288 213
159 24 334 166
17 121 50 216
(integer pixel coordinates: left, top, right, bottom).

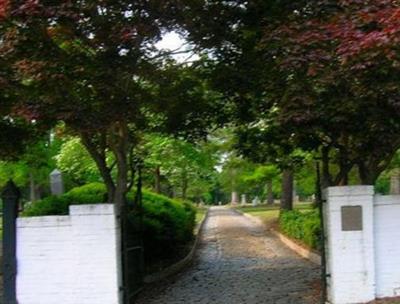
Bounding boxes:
293 185 300 203
231 191 239 205
241 194 247 205
50 169 64 196
252 196 260 207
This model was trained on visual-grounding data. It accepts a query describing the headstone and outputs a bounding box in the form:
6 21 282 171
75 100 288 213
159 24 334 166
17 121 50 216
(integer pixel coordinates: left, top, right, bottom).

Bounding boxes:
50 169 64 196
241 194 247 205
293 185 299 203
252 196 260 207
231 191 239 205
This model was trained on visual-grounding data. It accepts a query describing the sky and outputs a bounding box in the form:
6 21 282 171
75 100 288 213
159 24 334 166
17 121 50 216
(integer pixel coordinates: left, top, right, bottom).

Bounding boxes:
155 31 199 63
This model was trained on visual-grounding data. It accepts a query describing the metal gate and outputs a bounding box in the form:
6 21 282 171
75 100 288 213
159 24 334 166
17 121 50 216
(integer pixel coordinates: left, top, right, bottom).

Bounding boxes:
315 161 329 304
2 181 20 304
121 165 145 303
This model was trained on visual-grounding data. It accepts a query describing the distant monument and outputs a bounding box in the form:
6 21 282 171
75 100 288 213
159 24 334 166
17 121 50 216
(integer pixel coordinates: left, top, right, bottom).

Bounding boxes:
252 196 260 207
293 183 300 203
231 191 239 205
241 194 247 205
50 169 64 196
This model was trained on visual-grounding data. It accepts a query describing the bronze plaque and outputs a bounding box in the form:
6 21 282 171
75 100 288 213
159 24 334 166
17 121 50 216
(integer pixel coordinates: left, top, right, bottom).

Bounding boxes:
341 206 363 231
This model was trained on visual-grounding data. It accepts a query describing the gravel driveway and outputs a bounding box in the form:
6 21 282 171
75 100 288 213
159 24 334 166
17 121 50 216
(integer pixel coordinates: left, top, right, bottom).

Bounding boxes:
136 206 320 304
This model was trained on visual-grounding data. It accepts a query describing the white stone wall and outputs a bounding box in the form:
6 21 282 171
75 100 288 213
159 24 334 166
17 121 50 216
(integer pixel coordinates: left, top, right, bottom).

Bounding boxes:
325 187 400 303
325 186 376 304
16 204 122 304
374 195 400 298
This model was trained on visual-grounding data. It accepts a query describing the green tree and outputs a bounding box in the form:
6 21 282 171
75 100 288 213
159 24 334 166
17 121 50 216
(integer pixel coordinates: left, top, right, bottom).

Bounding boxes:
260 0 400 185
55 137 104 185
218 156 254 201
243 164 279 205
0 137 60 201
2 3 220 212
143 134 217 201
184 1 400 188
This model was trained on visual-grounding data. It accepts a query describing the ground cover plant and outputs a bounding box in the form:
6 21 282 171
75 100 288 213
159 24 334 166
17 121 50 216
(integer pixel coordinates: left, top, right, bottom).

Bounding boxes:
238 203 320 250
279 209 321 250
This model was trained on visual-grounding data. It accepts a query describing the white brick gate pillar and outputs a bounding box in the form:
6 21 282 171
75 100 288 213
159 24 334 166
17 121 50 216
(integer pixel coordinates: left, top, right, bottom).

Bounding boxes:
324 186 375 304
16 204 122 304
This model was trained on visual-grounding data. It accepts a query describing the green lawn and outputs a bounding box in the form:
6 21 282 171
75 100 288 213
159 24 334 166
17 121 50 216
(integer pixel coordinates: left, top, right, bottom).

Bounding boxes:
237 204 280 225
195 207 207 225
237 202 314 226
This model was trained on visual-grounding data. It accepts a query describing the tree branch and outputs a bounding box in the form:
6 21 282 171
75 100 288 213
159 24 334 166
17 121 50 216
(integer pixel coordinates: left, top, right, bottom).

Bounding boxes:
80 131 115 202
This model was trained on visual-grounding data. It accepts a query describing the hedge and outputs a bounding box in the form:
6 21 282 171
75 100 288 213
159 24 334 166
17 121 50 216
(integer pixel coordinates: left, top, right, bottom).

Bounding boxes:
22 183 106 216
22 183 196 264
279 209 321 250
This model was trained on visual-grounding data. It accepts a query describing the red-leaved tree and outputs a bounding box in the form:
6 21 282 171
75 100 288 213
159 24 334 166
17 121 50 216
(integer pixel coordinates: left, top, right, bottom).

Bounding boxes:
263 0 400 185
1 1 218 212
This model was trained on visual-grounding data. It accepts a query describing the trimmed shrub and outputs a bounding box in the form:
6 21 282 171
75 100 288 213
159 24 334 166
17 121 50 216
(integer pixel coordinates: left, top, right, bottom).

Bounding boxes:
134 191 196 262
65 182 107 204
22 183 197 264
22 182 106 216
279 209 321 250
22 195 70 216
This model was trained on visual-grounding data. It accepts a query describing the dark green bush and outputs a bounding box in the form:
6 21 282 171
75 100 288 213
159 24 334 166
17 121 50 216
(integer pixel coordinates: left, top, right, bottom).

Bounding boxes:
22 195 70 216
134 191 196 262
22 182 106 216
65 182 107 204
22 183 197 264
279 209 321 250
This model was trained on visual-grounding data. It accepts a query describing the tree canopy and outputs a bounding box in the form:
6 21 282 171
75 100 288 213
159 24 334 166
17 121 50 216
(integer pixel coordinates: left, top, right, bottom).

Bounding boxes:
0 1 222 211
1 0 400 210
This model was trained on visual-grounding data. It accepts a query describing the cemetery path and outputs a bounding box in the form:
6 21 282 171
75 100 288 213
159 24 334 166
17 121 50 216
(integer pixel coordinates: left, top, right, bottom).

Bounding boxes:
136 206 320 304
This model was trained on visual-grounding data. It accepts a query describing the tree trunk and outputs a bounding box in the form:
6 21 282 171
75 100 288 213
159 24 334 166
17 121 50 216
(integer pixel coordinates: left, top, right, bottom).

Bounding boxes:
358 149 398 186
114 155 128 216
321 146 332 189
267 180 274 205
390 169 400 194
81 123 131 215
29 172 36 202
154 166 161 194
358 162 378 185
181 171 188 200
338 173 348 186
110 123 130 216
81 133 115 204
281 169 293 211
